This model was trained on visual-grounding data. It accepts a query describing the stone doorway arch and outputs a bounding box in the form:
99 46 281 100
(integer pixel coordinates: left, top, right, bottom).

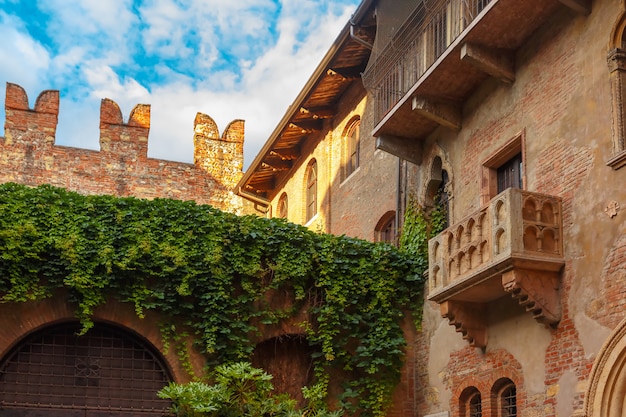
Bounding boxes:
0 321 173 416
584 317 626 417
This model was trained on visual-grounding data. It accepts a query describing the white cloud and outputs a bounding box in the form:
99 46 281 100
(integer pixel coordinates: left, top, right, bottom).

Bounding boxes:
39 0 137 41
0 11 51 94
0 0 361 169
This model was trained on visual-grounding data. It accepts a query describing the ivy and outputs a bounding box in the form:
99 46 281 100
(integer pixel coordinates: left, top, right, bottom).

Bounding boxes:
0 183 431 417
398 194 446 329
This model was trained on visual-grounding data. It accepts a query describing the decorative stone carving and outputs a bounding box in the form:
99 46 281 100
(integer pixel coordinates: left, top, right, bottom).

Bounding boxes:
607 48 626 169
501 269 561 325
429 188 564 346
604 200 620 218
440 301 488 349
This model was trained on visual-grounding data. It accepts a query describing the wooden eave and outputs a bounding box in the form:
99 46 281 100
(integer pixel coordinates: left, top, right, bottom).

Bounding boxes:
372 0 580 140
237 15 375 201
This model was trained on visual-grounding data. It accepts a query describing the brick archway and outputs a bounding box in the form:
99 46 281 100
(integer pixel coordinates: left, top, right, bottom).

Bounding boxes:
0 295 204 383
0 321 172 416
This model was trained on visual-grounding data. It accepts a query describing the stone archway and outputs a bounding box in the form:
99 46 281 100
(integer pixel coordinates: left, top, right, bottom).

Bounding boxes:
0 321 173 416
584 317 626 417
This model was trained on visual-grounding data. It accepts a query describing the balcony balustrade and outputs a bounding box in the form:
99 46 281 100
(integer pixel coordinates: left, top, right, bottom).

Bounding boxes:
362 0 586 147
363 0 492 124
427 188 564 347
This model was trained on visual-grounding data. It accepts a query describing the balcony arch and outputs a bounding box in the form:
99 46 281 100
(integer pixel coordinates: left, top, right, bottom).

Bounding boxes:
523 225 540 252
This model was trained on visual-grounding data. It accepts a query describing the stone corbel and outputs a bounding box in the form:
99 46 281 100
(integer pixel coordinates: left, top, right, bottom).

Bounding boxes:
607 48 626 74
460 43 515 84
440 300 488 349
502 269 561 326
375 135 423 165
412 97 461 130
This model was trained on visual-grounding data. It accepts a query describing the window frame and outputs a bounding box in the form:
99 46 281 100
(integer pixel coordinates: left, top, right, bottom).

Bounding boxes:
343 118 361 181
305 160 318 222
498 383 517 417
491 378 518 417
607 13 626 169
481 132 525 205
459 386 482 417
375 211 396 244
277 193 288 219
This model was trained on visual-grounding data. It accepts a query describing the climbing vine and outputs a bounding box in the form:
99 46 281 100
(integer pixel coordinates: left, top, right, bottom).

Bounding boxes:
399 194 446 263
0 183 434 417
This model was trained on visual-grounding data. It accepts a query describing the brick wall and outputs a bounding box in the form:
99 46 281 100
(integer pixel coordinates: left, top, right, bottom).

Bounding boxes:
2 82 249 213
410 1 626 416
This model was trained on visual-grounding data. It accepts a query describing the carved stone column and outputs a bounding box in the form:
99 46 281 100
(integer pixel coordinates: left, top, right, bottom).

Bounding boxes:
607 48 626 169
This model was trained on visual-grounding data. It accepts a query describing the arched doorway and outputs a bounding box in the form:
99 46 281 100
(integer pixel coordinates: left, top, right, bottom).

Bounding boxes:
585 317 626 417
0 322 172 416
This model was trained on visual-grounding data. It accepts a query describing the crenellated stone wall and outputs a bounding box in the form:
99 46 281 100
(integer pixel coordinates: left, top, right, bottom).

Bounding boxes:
1 82 250 213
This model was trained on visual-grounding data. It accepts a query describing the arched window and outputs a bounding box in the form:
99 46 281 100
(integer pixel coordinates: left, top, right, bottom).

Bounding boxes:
459 386 482 417
492 379 517 417
343 118 360 180
305 160 317 222
500 384 517 417
375 211 396 244
278 193 288 219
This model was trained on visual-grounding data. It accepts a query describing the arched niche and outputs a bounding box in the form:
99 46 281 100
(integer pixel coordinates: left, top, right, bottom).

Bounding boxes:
251 334 314 406
421 151 453 227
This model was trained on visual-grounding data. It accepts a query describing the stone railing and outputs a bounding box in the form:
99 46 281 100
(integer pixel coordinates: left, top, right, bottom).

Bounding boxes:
428 188 564 303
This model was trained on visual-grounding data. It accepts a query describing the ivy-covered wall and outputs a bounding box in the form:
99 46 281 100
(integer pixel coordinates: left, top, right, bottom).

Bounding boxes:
0 183 433 417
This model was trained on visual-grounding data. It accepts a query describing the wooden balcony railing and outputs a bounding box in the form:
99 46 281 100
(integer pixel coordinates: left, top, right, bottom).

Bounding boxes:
362 0 492 124
427 188 564 347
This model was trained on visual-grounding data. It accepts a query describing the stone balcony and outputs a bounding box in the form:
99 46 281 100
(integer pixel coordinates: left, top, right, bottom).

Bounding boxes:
427 188 564 348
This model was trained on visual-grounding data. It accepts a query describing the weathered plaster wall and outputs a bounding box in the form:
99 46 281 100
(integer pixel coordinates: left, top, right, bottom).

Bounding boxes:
411 0 626 416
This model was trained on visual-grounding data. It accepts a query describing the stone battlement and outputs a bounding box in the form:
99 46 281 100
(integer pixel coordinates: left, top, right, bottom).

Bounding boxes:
1 82 247 213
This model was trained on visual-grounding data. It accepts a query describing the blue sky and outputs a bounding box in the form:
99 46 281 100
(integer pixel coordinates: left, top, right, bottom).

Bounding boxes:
0 0 361 168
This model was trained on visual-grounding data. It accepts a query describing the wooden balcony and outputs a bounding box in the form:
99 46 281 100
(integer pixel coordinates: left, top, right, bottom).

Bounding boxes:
362 0 590 157
427 188 564 348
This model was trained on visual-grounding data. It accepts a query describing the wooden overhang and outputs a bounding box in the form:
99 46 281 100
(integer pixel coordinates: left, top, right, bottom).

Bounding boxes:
237 3 376 202
371 0 591 143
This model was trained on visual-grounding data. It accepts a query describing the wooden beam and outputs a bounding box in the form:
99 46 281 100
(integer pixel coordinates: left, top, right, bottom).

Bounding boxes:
558 0 591 15
248 177 276 193
261 158 293 171
300 106 335 119
375 135 423 165
412 97 461 130
460 43 515 84
270 148 300 161
325 68 346 80
288 119 324 133
328 65 363 80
